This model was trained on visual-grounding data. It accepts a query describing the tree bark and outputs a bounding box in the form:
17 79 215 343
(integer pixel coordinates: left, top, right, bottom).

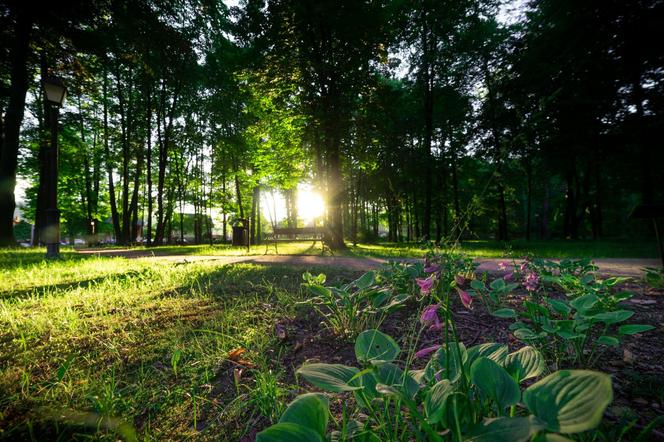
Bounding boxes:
0 8 31 246
103 68 122 242
146 85 153 245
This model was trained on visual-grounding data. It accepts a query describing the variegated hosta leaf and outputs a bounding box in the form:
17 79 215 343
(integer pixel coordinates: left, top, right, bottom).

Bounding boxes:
523 370 612 434
466 342 509 368
471 357 520 410
505 346 546 383
297 363 361 392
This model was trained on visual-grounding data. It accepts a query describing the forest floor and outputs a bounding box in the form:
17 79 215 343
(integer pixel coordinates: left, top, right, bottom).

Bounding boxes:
0 247 662 440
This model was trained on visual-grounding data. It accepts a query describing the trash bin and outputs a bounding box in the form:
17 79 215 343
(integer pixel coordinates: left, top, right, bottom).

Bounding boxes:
232 226 245 246
232 218 249 246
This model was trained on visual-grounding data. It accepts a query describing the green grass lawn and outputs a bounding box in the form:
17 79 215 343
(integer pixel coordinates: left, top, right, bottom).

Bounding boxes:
0 249 361 440
81 238 659 259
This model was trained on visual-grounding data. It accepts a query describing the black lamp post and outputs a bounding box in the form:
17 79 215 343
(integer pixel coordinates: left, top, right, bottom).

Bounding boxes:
42 76 66 259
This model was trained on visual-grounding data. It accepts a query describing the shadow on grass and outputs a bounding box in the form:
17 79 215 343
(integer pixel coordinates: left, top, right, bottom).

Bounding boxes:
0 269 159 301
0 263 365 440
0 248 90 270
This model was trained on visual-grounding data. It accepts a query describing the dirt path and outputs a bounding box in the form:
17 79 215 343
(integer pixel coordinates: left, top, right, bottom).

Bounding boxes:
76 248 660 277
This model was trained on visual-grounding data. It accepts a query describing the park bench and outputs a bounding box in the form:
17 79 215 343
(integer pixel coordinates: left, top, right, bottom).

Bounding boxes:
264 226 333 255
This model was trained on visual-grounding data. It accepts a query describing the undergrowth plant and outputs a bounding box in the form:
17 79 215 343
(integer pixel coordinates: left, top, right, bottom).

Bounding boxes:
257 329 614 442
300 270 411 338
502 292 654 368
490 259 655 368
644 267 664 289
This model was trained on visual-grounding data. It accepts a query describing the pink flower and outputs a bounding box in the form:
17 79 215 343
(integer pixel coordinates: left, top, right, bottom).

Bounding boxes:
498 260 510 271
455 275 465 286
416 276 435 294
424 264 440 273
519 259 529 274
524 272 539 292
420 304 442 330
415 345 441 358
504 272 514 281
456 287 473 309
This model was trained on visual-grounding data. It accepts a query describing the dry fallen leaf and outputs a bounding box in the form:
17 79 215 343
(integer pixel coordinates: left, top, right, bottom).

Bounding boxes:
227 348 247 361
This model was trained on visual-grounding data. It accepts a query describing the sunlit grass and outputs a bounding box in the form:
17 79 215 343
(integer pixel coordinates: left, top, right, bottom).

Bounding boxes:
0 251 360 440
86 238 659 259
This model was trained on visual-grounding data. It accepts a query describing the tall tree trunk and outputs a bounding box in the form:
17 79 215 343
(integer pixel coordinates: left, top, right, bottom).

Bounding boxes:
0 8 31 246
146 85 153 245
325 119 346 250
78 91 94 238
451 146 460 238
233 155 244 219
250 185 258 244
103 68 122 242
154 78 179 245
483 60 508 241
222 160 227 242
129 143 143 242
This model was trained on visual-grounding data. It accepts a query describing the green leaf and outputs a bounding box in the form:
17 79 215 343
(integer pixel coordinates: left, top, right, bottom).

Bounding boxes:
441 392 471 429
523 370 613 433
569 294 598 313
547 299 572 316
297 364 361 392
471 357 520 410
466 343 508 367
514 328 540 342
355 329 400 364
556 330 583 340
596 336 620 347
56 355 75 382
471 280 485 291
350 370 378 409
591 310 634 325
354 271 375 290
306 285 332 299
279 394 329 438
373 363 419 398
491 308 517 319
409 369 426 384
465 416 545 442
434 342 468 383
257 422 323 442
490 278 506 290
505 346 545 383
374 383 406 400
425 379 454 424
618 324 655 335
509 321 528 331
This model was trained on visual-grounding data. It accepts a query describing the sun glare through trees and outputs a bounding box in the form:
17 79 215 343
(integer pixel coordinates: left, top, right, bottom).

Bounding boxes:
1 0 663 440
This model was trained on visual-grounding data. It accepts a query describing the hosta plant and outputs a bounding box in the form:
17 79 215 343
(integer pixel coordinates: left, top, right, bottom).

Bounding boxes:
502 292 654 367
378 260 424 295
257 329 614 442
300 271 411 338
644 266 664 289
469 276 519 313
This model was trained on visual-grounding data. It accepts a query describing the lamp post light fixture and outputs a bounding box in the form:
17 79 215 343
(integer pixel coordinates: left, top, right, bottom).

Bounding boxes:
42 76 66 259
